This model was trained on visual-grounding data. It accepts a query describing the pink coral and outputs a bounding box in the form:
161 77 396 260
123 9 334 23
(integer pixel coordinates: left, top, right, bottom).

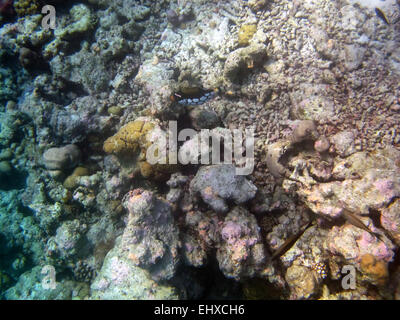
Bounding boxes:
374 179 398 200
327 224 395 267
221 221 243 244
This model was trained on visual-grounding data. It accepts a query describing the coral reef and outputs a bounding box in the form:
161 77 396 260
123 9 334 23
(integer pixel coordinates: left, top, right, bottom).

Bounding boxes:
121 189 181 281
63 166 90 190
91 236 179 300
43 144 81 171
103 117 178 180
294 147 400 217
238 24 257 46
381 199 400 244
223 43 268 84
190 164 257 213
1 0 400 301
360 253 389 287
13 0 39 17
4 266 89 300
247 0 270 12
217 206 273 280
285 265 321 300
103 118 155 155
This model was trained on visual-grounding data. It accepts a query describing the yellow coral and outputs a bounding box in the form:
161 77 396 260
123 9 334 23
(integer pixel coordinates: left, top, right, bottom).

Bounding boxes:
238 24 257 46
103 120 155 154
107 106 123 116
63 166 90 190
103 118 177 180
73 166 90 177
138 160 176 181
139 161 153 178
14 0 40 17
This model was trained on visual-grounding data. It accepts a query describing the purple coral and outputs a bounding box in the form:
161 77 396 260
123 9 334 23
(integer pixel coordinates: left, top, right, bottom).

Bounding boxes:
221 221 243 245
216 206 271 280
327 224 395 265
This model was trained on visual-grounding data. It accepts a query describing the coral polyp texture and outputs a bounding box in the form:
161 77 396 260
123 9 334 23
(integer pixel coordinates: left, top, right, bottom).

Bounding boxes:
1 0 400 301
103 118 155 155
103 117 178 180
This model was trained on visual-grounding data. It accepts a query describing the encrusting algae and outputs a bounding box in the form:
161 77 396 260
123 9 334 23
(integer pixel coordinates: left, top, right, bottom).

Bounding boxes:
238 24 257 46
360 253 389 287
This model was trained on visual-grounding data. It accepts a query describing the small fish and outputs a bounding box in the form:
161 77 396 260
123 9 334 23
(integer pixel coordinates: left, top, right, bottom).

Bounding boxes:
341 209 383 241
271 220 315 260
170 87 218 106
375 8 390 25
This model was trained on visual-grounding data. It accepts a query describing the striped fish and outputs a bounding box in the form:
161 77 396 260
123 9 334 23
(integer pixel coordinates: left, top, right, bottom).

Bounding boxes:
170 87 218 106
